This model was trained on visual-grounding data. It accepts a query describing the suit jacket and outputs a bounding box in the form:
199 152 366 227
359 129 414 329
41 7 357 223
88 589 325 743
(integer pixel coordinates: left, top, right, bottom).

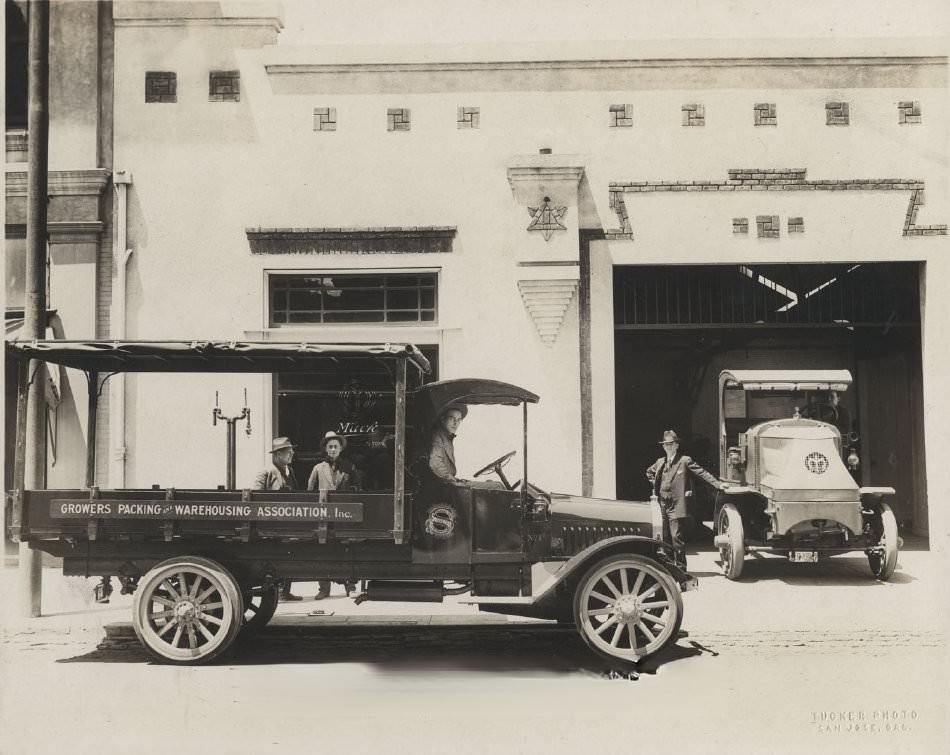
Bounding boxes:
646 453 721 518
252 464 298 491
429 427 457 482
307 460 351 501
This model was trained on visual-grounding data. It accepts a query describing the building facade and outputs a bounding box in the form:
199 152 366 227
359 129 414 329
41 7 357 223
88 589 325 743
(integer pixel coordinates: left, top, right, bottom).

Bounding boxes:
5 1 948 545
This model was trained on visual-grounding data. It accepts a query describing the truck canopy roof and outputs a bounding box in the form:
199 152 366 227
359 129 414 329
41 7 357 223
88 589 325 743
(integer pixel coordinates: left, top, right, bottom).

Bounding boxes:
720 369 852 391
412 378 539 428
5 339 431 375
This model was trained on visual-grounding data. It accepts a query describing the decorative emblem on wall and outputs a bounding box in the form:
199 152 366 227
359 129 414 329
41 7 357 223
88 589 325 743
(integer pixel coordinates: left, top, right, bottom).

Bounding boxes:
527 197 567 241
804 452 830 475
424 504 457 538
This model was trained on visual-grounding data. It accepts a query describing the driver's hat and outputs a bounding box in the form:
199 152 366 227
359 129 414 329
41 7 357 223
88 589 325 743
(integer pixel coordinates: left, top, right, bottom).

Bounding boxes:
658 430 682 445
439 404 468 421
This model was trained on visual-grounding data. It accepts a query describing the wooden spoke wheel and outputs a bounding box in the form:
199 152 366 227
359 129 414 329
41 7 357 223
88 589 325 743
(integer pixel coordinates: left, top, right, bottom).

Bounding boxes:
132 556 243 665
573 554 683 665
717 503 745 580
867 502 899 581
242 584 279 633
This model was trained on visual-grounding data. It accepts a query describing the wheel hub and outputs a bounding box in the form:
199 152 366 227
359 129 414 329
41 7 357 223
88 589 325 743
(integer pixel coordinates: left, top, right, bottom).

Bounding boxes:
613 594 641 624
175 600 197 622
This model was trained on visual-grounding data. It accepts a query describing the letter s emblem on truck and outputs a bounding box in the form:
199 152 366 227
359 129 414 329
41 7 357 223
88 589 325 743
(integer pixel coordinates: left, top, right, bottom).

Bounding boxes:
424 504 457 538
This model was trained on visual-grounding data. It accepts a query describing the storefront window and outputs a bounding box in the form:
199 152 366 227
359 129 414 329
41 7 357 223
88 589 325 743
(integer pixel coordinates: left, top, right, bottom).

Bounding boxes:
269 273 437 326
275 348 438 489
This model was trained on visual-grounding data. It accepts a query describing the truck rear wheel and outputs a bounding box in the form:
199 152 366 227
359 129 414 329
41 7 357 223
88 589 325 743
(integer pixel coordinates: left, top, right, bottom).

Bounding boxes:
132 556 244 665
867 503 899 581
573 554 683 666
242 584 279 633
717 503 745 580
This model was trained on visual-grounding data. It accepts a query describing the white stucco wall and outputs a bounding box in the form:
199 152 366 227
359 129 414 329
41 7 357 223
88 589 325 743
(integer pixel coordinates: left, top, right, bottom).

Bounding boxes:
108 12 948 516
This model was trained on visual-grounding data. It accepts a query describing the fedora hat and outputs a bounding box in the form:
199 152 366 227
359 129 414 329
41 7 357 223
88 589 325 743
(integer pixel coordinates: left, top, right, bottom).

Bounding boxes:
439 404 468 421
319 431 347 451
658 430 682 445
269 436 296 453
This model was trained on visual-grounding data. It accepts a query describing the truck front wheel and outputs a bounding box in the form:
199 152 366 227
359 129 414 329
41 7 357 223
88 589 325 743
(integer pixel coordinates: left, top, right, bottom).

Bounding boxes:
573 554 683 666
716 503 745 580
866 503 899 581
132 556 244 665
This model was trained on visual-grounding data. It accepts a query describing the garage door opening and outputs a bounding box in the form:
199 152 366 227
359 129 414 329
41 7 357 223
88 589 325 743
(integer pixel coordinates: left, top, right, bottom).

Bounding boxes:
613 262 927 537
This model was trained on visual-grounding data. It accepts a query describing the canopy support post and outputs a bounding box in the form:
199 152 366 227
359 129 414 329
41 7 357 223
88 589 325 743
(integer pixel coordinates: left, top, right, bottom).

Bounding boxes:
84 371 99 488
392 356 407 544
521 401 529 509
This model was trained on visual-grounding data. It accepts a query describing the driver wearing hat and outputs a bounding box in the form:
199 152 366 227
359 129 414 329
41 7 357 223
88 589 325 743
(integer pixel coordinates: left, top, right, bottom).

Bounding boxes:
646 430 724 569
429 404 468 483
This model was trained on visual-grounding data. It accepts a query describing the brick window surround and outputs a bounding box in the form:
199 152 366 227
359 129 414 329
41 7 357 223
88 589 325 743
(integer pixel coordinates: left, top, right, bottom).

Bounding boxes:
313 107 337 131
754 103 777 126
209 70 240 102
609 104 633 127
682 104 705 126
387 108 411 131
756 215 780 238
898 101 921 124
826 101 849 125
457 107 480 128
145 71 177 103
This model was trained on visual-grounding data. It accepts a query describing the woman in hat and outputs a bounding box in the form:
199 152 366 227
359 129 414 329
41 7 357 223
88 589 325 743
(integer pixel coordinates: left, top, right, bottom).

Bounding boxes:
307 431 356 599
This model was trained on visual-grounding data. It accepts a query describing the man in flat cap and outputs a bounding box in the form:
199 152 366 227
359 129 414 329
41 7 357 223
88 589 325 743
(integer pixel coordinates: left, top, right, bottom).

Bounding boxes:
646 430 724 569
429 404 468 483
253 437 301 601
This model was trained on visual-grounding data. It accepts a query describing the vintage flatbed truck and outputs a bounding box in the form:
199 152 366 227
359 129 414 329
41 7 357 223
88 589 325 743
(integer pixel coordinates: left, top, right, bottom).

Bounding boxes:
6 340 695 666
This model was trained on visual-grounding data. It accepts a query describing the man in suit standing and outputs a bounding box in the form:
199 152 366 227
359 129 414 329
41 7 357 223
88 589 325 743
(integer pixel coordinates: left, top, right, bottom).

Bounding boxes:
646 430 725 569
253 437 301 601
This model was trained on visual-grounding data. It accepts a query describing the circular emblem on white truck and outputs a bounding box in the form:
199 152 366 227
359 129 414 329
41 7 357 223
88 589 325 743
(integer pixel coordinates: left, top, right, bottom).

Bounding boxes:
804 452 829 475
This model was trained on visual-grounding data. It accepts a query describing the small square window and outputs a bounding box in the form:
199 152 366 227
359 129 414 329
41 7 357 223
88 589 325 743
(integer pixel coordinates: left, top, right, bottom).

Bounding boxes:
145 71 177 103
898 100 921 124
457 107 480 129
314 107 337 131
682 104 705 127
209 70 240 102
609 104 633 128
387 108 411 131
825 101 849 125
753 103 776 126
756 215 780 238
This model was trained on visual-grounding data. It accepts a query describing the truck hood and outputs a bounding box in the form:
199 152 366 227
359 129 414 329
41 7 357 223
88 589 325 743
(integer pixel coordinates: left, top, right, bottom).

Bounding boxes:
549 493 654 525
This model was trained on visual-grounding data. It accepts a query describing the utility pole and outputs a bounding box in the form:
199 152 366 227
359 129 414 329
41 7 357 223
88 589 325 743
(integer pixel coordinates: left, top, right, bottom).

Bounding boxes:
19 0 50 617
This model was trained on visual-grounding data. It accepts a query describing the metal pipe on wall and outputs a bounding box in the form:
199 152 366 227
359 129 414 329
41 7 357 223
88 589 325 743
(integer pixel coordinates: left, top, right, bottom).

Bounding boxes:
110 171 133 488
20 0 50 618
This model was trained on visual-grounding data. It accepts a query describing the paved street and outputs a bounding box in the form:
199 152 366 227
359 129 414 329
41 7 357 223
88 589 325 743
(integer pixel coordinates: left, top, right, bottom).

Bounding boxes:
1 542 947 754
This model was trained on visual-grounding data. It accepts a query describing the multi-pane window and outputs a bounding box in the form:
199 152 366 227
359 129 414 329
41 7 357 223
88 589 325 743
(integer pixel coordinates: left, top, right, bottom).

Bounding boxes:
270 273 437 326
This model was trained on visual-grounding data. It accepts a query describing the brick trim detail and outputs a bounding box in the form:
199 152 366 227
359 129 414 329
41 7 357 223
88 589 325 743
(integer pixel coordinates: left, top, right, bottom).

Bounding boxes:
457 106 480 128
209 70 240 102
606 169 946 239
609 104 633 127
387 108 411 131
898 100 921 124
246 226 456 255
313 107 337 131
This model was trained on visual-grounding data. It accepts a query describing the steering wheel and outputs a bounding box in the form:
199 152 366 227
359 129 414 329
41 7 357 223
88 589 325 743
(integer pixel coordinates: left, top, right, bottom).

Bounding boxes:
473 450 517 481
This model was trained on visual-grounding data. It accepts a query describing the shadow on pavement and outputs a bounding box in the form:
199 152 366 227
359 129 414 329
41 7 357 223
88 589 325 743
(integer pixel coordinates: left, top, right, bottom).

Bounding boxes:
707 553 917 586
57 623 705 678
